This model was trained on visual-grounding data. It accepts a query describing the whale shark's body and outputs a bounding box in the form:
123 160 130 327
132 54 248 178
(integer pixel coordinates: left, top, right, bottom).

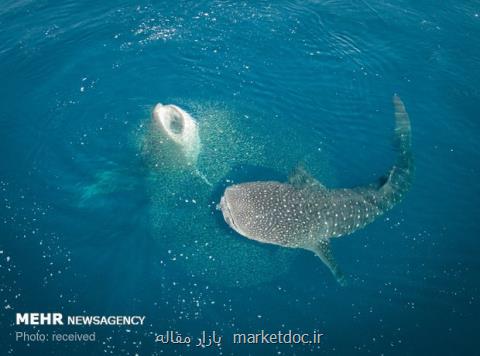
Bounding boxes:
219 95 413 284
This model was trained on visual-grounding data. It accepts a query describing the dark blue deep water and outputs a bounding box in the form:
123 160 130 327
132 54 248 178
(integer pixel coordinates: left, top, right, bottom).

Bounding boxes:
1 1 479 355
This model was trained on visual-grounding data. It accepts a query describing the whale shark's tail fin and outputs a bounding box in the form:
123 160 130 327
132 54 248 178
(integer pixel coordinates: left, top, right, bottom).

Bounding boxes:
378 94 413 209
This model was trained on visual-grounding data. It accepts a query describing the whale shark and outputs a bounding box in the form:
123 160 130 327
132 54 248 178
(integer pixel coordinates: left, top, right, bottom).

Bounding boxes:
152 103 201 166
151 103 212 185
218 95 413 284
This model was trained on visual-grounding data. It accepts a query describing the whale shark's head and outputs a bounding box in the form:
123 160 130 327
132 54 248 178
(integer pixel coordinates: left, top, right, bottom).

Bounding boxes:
152 104 190 145
151 103 201 165
219 186 247 236
219 182 301 246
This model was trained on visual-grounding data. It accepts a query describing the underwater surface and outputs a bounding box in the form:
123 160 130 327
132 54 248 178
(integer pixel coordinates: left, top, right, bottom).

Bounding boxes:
1 0 479 355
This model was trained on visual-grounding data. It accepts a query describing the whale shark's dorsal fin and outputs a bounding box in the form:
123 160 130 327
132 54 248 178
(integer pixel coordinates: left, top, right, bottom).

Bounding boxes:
363 174 388 191
288 165 327 190
311 239 347 286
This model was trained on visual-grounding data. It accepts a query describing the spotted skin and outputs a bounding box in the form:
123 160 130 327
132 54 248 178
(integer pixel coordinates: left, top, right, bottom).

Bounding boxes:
219 95 413 284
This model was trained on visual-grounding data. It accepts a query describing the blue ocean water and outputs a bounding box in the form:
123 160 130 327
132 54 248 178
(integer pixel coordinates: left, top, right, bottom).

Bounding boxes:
1 0 479 355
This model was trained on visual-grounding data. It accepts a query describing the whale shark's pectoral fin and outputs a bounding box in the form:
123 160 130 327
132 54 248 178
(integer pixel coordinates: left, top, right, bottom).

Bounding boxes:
311 239 347 286
288 165 327 191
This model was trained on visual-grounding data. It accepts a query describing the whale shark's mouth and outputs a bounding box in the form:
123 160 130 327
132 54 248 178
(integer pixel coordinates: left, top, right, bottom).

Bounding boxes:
219 195 242 233
169 116 183 133
159 107 184 137
152 104 191 145
165 108 184 134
